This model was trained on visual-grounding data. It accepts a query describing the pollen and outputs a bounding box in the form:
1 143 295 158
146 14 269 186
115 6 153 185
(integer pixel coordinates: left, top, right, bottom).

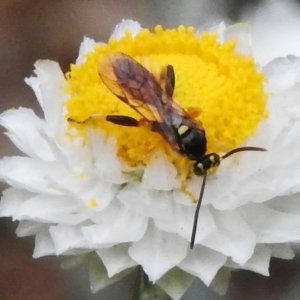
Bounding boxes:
65 25 268 177
74 172 85 179
88 198 98 208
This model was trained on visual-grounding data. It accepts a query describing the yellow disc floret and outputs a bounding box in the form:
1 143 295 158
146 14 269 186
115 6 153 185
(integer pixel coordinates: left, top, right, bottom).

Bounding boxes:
65 25 268 176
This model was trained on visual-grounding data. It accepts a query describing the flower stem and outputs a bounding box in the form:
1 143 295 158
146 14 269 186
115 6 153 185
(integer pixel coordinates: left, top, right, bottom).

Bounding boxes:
131 266 172 300
132 266 148 300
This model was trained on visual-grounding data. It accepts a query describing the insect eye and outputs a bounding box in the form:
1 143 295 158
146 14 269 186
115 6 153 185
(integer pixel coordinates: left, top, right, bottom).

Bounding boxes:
193 162 205 176
210 154 221 167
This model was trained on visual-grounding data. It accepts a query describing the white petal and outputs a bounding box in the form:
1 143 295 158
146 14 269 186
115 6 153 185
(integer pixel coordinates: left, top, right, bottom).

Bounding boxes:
173 190 194 206
239 203 300 243
179 245 227 286
33 228 56 258
173 176 203 206
96 244 137 278
45 163 93 193
174 171 235 208
76 37 102 65
0 157 62 195
142 151 179 191
89 257 133 294
213 84 300 210
19 194 88 224
118 182 173 221
266 194 300 214
157 268 195 300
227 245 271 276
209 268 231 296
198 21 226 43
110 19 142 40
175 204 216 243
0 108 55 160
49 224 92 255
59 137 93 175
242 0 300 65
129 222 188 282
25 60 67 137
202 209 256 265
45 162 119 211
16 220 46 237
233 162 300 207
266 243 294 260
201 168 240 208
0 187 33 219
264 56 300 93
79 180 119 211
223 23 252 56
243 245 271 276
264 84 300 151
155 204 216 244
89 131 125 184
82 202 148 244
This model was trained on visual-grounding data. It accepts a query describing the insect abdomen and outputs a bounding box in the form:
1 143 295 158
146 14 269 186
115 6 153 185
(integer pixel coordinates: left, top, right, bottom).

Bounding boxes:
177 124 207 160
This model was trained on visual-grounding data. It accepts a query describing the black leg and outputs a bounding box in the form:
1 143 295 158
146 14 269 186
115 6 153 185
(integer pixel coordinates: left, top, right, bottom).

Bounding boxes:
165 65 175 97
69 114 157 130
106 115 139 127
68 114 140 127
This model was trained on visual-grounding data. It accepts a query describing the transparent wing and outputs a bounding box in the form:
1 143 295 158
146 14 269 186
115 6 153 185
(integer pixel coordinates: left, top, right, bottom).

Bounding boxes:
97 52 205 153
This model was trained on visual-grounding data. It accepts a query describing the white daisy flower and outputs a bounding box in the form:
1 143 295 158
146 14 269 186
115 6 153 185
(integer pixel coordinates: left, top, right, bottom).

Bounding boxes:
1 19 300 299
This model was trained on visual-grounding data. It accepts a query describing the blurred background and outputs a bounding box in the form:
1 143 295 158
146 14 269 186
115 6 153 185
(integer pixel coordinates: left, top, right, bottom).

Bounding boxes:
1 0 300 299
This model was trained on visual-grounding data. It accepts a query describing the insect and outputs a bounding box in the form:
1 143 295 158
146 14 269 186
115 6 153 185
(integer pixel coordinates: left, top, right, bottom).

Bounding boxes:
72 52 266 249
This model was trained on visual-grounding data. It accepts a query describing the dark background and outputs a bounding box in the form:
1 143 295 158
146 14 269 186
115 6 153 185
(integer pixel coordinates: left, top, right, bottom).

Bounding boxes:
1 1 300 299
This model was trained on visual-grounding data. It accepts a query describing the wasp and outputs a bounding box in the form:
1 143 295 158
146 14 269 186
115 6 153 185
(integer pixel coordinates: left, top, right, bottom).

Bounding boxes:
72 52 266 249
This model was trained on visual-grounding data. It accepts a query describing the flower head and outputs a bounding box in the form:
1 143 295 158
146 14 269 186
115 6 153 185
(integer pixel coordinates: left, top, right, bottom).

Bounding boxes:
1 19 300 299
65 22 267 170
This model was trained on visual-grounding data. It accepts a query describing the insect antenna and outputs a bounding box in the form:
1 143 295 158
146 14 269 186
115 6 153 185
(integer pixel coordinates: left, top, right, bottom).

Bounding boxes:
190 172 207 249
190 146 266 249
222 146 266 159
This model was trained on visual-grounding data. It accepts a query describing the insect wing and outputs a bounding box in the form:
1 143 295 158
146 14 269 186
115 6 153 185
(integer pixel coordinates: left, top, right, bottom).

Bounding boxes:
98 53 186 151
97 52 205 153
98 53 164 123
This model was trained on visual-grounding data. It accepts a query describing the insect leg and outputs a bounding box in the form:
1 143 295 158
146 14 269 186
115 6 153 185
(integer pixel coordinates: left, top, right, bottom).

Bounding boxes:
106 115 156 130
68 114 156 129
106 115 139 127
68 114 105 124
68 114 138 126
165 65 175 97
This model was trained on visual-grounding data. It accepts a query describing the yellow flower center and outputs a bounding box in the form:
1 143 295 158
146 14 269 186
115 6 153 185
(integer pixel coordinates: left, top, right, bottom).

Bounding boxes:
65 25 268 178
